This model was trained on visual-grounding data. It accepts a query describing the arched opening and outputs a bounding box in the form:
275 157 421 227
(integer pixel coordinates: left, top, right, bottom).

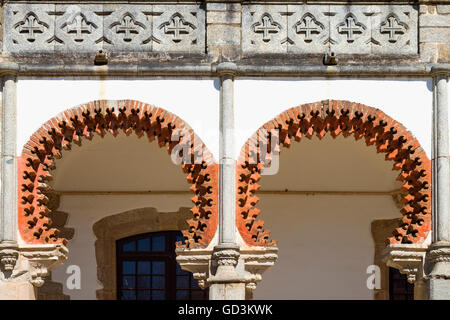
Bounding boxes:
253 135 404 299
237 100 431 299
17 100 218 300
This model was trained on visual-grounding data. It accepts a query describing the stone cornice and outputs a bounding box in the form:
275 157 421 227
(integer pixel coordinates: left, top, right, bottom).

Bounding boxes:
3 1 204 3
3 0 450 3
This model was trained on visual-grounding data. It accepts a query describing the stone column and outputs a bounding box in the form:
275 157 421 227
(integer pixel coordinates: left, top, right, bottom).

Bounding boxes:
427 68 450 299
208 62 246 300
0 62 19 274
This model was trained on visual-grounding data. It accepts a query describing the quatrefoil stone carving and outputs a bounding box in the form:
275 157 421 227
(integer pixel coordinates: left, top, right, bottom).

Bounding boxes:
14 12 49 43
110 13 146 42
252 13 281 43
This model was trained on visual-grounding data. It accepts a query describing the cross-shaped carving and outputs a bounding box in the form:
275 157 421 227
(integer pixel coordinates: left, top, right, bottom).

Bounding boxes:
15 13 47 42
253 14 281 42
161 13 194 43
63 14 96 42
380 15 407 43
111 13 145 42
337 14 365 42
295 14 323 42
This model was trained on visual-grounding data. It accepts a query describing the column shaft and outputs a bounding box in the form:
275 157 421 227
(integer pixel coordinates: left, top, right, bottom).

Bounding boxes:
208 62 245 300
219 74 236 245
1 75 17 243
433 75 450 242
428 72 450 299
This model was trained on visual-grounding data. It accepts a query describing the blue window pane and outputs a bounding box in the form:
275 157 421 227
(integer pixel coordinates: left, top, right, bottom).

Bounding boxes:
152 276 165 289
152 261 165 274
176 235 185 244
152 290 165 300
176 276 189 289
191 278 200 289
137 290 151 300
176 290 189 300
176 263 188 275
152 236 165 251
123 261 135 274
137 238 150 252
137 261 151 274
122 290 136 300
122 241 136 252
137 276 151 289
123 276 135 289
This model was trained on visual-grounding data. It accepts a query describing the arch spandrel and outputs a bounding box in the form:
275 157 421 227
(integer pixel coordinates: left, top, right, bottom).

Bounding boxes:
237 100 431 247
17 100 218 249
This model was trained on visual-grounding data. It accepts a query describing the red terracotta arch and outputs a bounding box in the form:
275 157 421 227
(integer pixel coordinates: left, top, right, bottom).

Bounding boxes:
18 100 218 249
237 100 431 247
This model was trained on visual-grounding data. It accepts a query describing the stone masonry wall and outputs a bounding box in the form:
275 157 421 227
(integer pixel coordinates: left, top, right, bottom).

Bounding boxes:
206 2 241 62
420 4 450 63
3 2 449 65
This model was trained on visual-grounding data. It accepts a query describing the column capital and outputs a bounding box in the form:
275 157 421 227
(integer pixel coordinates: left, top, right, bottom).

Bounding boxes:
0 62 19 77
0 241 19 272
212 243 240 267
431 65 450 77
0 244 68 287
216 62 238 77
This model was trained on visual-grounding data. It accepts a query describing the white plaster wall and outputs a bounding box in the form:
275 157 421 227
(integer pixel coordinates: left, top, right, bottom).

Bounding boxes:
235 79 433 159
16 78 220 160
253 194 398 299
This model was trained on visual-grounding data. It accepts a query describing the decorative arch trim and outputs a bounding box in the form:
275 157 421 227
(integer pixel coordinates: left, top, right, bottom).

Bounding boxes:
237 100 431 247
18 100 218 249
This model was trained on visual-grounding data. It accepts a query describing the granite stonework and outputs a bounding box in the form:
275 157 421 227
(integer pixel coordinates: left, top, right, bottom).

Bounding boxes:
3 3 205 54
3 3 421 57
243 4 418 55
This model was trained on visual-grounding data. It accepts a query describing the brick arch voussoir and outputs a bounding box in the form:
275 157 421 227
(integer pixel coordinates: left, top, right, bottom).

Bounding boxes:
18 100 218 249
237 100 431 247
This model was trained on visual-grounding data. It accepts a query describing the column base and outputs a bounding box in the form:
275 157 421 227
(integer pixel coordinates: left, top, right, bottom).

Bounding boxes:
0 281 36 300
427 241 450 279
209 282 246 300
428 278 450 300
426 241 450 299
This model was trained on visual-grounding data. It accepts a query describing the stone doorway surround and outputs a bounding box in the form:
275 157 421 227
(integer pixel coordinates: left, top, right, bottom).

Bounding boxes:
92 207 192 300
371 218 402 300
